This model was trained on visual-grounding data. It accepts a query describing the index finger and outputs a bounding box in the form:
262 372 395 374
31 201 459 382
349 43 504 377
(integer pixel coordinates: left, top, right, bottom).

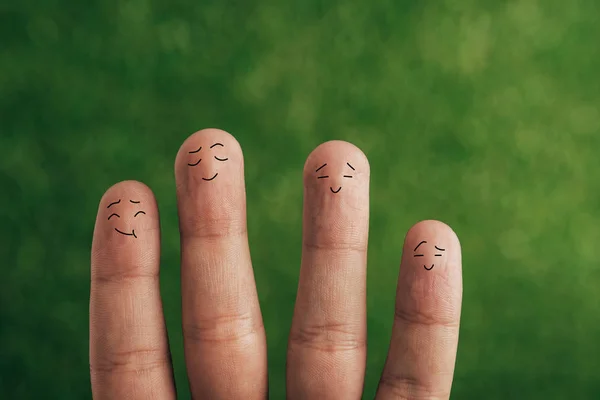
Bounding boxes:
90 181 175 400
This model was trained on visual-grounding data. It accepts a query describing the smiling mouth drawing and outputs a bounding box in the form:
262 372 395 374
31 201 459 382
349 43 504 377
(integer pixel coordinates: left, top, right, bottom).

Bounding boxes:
330 187 342 193
424 264 434 270
115 228 137 238
202 173 218 181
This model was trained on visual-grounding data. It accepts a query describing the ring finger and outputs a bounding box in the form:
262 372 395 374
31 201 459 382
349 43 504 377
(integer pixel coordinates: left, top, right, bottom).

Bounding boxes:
287 141 371 399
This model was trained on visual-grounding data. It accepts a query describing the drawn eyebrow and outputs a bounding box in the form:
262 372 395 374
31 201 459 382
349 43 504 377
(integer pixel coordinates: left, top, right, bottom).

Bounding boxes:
107 213 120 220
414 241 427 251
130 200 140 204
315 163 327 172
189 146 202 154
347 162 355 171
134 211 146 217
107 200 121 208
435 246 445 251
210 143 224 148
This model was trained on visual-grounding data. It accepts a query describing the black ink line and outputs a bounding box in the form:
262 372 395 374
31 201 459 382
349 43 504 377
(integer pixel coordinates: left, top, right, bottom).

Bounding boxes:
316 163 327 172
202 173 218 181
214 156 228 161
414 241 427 251
435 246 445 251
424 264 434 270
435 254 442 257
318 175 329 179
108 213 120 220
210 143 224 148
115 228 136 238
347 162 355 170
134 211 146 217
189 146 202 154
188 159 201 166
130 200 140 204
330 187 342 193
343 175 353 178
107 200 120 208
414 254 424 257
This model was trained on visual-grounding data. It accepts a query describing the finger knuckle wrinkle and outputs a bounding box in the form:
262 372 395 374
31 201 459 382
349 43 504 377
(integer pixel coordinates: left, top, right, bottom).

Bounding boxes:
183 312 261 344
91 348 170 374
394 307 458 328
92 269 158 285
379 373 449 399
303 241 367 253
290 322 365 353
182 215 247 240
183 225 247 240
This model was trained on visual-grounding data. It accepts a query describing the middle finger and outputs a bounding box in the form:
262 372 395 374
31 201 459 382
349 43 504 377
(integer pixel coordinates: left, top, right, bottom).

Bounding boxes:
175 129 267 399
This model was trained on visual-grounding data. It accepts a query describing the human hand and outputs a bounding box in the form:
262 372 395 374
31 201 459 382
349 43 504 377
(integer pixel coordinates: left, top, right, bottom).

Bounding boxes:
89 129 463 399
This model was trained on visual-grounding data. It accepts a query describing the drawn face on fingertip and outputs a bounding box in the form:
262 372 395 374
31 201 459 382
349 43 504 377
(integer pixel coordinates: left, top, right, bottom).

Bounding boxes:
106 199 146 238
413 240 445 270
187 142 229 181
315 162 355 194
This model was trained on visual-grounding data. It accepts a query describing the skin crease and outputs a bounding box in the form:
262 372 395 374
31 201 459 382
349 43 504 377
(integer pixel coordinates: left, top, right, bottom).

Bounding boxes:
89 129 463 400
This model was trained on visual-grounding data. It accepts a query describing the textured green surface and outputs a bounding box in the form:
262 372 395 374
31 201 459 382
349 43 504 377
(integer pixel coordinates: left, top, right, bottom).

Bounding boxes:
2 0 600 398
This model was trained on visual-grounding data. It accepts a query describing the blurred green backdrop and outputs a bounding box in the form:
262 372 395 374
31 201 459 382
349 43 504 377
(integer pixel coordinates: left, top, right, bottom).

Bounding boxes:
2 0 600 398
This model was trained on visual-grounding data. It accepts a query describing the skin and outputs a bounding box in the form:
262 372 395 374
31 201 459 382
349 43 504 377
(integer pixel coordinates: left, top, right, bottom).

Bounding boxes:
90 128 463 400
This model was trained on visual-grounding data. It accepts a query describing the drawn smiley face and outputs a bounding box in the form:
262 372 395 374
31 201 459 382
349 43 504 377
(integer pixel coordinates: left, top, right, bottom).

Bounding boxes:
106 199 146 238
187 142 229 181
413 240 445 270
315 162 355 193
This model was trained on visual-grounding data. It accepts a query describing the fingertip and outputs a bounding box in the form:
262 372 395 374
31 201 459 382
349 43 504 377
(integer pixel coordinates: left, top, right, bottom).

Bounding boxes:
403 219 462 273
174 128 248 237
301 140 370 249
303 140 370 183
93 180 159 253
98 180 156 207
176 128 242 161
98 179 158 215
175 128 243 188
405 219 461 248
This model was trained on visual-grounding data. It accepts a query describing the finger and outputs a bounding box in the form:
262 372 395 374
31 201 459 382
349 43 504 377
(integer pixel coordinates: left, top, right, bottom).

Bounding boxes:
287 140 370 399
90 181 175 400
175 128 267 399
376 220 462 400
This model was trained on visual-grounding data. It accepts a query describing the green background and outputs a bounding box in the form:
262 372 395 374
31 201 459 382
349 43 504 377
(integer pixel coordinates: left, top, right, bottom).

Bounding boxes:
1 0 600 398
